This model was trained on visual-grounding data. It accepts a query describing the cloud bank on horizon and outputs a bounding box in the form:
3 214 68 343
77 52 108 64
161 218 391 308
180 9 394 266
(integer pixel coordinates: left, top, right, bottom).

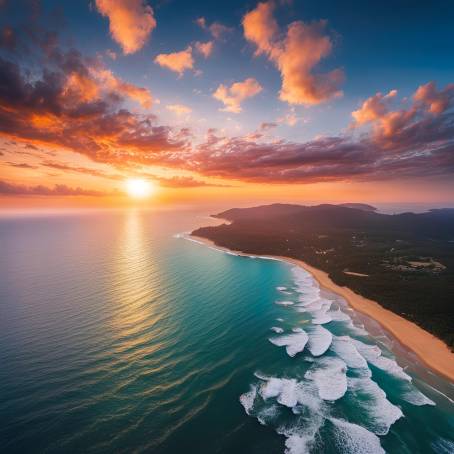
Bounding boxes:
0 0 453 200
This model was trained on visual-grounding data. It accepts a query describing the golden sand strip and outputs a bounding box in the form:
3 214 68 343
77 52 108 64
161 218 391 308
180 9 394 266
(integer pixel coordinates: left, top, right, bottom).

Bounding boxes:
191 234 454 383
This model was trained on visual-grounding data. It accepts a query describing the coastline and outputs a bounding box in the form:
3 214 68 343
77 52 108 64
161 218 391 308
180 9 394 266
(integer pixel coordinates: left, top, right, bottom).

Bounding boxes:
190 233 454 383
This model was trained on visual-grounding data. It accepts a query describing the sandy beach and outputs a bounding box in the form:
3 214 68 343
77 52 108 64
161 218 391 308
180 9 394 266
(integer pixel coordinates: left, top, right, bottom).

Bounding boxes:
191 234 454 383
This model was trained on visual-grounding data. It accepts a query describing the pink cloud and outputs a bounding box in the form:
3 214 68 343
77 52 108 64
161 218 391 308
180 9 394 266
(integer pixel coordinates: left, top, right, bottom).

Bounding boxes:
0 180 110 196
195 17 206 29
350 83 454 141
208 22 233 40
414 81 454 114
352 90 397 125
195 40 214 58
95 68 153 108
154 46 194 75
242 1 343 105
60 62 152 109
0 49 189 166
196 16 233 40
213 78 263 113
95 0 156 55
166 104 192 116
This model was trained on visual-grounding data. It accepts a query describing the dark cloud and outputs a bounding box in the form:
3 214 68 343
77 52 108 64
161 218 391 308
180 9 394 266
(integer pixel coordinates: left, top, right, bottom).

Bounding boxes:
41 161 124 180
0 42 188 166
185 98 454 184
155 175 232 188
6 161 39 169
0 180 109 196
0 26 16 50
0 23 453 189
260 122 278 131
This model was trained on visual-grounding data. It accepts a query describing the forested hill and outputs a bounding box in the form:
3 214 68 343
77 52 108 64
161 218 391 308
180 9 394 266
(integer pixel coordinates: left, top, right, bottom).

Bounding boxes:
193 204 454 348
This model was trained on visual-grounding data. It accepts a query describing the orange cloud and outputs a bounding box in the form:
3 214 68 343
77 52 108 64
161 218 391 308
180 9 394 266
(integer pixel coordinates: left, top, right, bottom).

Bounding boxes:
61 64 152 109
62 72 100 103
242 1 278 56
213 78 262 113
351 82 454 146
154 46 194 75
166 104 192 116
277 108 305 127
95 0 156 54
0 50 188 167
414 81 454 114
95 68 152 108
195 40 214 58
242 1 343 105
352 90 397 125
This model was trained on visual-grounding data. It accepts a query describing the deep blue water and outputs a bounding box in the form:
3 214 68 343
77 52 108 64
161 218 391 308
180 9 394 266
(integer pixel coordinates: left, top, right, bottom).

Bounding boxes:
0 209 453 453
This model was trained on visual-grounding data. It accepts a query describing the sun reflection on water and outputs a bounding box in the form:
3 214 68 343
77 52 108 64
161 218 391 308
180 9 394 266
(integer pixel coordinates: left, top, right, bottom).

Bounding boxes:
109 209 169 358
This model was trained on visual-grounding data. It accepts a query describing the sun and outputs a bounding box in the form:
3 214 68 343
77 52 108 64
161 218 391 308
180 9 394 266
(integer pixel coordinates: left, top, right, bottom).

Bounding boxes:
125 178 155 198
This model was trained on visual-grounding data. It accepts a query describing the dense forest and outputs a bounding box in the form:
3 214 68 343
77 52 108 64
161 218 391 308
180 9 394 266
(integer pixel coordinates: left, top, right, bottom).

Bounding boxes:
193 204 454 349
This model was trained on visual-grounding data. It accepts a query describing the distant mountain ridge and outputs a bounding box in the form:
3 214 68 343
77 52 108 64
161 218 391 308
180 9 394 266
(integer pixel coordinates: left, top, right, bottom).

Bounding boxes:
213 203 454 238
338 203 377 211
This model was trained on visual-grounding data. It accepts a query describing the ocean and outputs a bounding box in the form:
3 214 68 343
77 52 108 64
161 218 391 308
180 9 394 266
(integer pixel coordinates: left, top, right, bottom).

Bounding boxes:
0 209 453 453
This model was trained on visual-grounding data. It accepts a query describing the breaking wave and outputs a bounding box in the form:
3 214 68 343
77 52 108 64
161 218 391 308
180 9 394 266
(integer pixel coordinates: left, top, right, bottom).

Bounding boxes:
237 262 451 453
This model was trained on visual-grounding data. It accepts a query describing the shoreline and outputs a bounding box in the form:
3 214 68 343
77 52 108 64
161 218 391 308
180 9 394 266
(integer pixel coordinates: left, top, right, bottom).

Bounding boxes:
190 233 454 383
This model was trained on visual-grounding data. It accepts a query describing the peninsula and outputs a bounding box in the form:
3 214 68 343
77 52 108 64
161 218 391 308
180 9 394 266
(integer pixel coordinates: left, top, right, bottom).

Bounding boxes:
192 203 454 380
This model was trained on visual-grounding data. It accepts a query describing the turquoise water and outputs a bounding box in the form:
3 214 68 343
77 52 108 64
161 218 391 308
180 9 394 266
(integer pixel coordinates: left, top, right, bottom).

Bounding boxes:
0 209 453 453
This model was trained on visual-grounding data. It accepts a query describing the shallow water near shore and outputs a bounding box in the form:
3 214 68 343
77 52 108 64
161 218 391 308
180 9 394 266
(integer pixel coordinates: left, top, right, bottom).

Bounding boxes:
0 209 453 453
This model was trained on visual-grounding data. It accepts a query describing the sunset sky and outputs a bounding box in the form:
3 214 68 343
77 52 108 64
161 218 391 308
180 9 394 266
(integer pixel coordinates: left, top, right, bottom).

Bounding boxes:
1 0 454 209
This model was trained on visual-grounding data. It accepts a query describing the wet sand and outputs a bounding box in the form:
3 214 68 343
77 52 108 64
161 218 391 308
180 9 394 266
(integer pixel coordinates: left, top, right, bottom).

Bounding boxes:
190 234 454 383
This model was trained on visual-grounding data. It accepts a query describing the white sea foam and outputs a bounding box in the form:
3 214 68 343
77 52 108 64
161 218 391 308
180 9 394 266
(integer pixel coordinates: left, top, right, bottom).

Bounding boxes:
303 299 333 325
283 394 326 454
352 339 412 382
291 267 321 306
284 434 313 454
331 336 369 369
208 246 239 256
292 327 304 333
271 326 284 334
432 437 454 454
347 377 403 435
305 357 348 401
239 385 257 415
261 377 326 453
275 300 295 306
256 403 282 426
276 318 284 322
307 326 333 356
283 413 325 454
328 308 351 322
269 331 309 357
298 292 321 307
311 311 333 325
400 385 436 406
260 377 286 400
277 379 299 408
420 382 454 404
277 286 287 291
259 377 302 408
329 417 385 454
371 356 412 381
298 300 324 311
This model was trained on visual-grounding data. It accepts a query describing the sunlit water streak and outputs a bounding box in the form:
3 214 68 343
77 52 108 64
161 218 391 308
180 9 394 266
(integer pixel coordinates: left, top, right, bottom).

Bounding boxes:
0 209 453 453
